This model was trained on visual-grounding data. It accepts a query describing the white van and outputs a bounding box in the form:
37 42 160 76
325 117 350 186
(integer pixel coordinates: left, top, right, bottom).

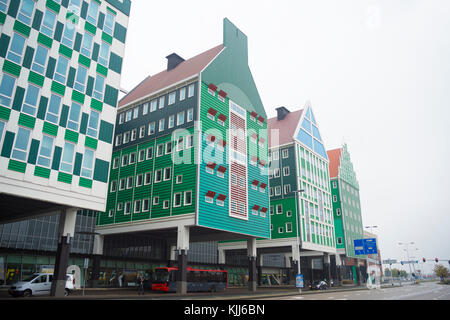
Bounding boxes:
8 273 75 297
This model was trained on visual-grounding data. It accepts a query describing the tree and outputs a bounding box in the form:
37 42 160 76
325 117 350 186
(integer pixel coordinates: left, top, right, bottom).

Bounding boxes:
433 264 449 282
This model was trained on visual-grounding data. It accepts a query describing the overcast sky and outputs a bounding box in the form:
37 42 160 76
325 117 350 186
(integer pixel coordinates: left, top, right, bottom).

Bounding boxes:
120 0 450 274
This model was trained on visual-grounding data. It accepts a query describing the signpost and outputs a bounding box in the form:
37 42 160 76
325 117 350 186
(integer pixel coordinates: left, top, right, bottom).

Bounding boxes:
296 274 304 289
354 238 378 289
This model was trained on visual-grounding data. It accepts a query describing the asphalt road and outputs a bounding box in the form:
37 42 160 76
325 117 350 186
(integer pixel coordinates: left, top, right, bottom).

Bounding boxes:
261 282 450 300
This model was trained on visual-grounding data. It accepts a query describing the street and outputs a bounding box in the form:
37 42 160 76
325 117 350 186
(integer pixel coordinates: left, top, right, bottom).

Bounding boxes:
260 282 450 300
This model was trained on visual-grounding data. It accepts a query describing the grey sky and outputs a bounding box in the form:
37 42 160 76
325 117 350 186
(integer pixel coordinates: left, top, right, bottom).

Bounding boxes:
120 0 450 273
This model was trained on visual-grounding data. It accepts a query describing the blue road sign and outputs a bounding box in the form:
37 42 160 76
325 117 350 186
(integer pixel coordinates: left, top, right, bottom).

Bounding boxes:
354 238 378 255
296 274 304 288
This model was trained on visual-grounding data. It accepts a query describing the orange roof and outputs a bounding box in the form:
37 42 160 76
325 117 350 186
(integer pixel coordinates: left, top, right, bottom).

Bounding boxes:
267 109 303 148
327 148 342 178
118 44 224 108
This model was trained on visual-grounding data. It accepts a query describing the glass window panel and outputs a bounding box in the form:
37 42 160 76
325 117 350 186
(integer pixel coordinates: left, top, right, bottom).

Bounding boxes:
297 129 313 150
61 22 76 48
54 56 69 84
31 45 49 75
11 127 31 161
45 94 62 124
7 33 26 64
41 9 57 37
81 32 93 57
80 149 94 178
37 135 54 168
98 42 110 67
86 110 100 138
93 75 105 101
17 0 35 25
312 124 321 140
86 1 99 25
301 118 311 133
74 66 88 93
0 73 16 108
104 11 114 35
22 85 40 116
68 0 81 15
67 102 81 131
60 142 75 173
0 0 8 13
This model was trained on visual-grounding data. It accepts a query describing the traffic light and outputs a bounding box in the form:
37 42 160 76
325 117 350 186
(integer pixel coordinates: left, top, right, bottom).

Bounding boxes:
423 258 426 263
435 258 439 263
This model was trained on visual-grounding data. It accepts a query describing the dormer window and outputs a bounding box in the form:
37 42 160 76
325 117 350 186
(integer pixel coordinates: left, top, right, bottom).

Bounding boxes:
216 194 227 206
252 205 260 215
218 90 227 102
250 111 257 122
208 83 217 96
251 180 259 190
207 107 217 121
250 156 258 166
250 133 258 144
217 114 227 126
206 162 216 174
257 116 265 126
259 183 267 193
260 207 268 217
205 191 216 203
217 166 227 178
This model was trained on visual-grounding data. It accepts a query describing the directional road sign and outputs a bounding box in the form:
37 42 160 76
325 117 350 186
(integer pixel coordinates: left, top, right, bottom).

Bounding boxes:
354 238 378 255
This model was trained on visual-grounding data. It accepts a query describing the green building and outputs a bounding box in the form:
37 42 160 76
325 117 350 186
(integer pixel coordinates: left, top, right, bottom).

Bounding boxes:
328 144 365 284
218 104 337 286
94 18 270 293
0 0 131 295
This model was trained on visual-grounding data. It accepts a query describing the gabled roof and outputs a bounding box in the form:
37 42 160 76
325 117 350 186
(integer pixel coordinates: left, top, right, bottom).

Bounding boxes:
118 44 224 108
327 148 342 178
267 109 303 148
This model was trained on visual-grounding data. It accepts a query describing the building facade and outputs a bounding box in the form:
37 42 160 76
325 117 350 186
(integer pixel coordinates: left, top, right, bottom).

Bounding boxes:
218 104 337 286
94 18 270 293
328 144 365 284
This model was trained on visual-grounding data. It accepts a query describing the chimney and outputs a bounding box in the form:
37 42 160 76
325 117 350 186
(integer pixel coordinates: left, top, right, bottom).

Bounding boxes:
166 53 185 71
276 107 290 120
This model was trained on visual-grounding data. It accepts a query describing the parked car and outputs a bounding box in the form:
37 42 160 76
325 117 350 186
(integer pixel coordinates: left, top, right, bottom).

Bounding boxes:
309 280 328 290
8 273 75 297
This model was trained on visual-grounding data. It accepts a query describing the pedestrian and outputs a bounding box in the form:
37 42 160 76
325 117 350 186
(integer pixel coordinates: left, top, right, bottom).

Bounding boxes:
138 274 144 295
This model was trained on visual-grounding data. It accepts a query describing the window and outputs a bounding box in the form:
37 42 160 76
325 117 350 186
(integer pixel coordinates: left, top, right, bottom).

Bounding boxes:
273 168 280 178
54 56 69 84
187 108 194 122
93 75 105 101
131 129 137 141
278 227 284 234
125 110 132 122
168 92 176 105
129 152 136 164
188 84 195 97
142 199 149 212
86 0 99 25
148 122 156 135
41 9 57 37
74 66 88 93
119 178 125 190
186 135 194 149
333 195 337 202
61 22 76 48
142 103 149 115
17 0 35 25
118 113 125 124
165 141 173 154
124 202 131 215
177 112 185 126
133 107 139 119
112 157 119 169
336 208 341 216
153 197 159 206
174 193 182 207
276 204 283 214
286 223 292 233
163 167 171 181
283 166 290 176
163 200 170 209
117 203 123 211
0 73 16 108
7 33 26 64
144 172 152 185
337 237 343 245
123 131 130 144
139 126 146 139
134 200 141 213
332 181 337 188
121 154 128 167
150 100 157 112
0 0 8 13
22 84 40 116
67 102 82 131
286 210 292 217
126 176 133 189
168 115 175 129
84 110 101 138
159 119 165 132
80 149 95 179
108 209 114 218
146 147 153 159
37 135 54 168
31 45 49 75
115 134 122 147
184 191 192 205
154 169 162 183
275 186 281 196
284 184 291 194
138 149 145 162
177 137 184 152
103 10 115 36
282 149 289 158
81 32 94 57
179 87 186 101
159 96 165 109
156 144 163 157
176 175 183 184
60 142 75 173
136 174 143 187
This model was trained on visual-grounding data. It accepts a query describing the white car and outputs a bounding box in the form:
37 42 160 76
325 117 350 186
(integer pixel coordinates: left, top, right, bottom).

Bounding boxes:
8 273 75 297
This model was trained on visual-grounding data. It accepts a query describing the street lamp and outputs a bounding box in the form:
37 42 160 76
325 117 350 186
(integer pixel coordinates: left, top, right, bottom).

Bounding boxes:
398 242 415 281
288 189 305 293
364 225 378 288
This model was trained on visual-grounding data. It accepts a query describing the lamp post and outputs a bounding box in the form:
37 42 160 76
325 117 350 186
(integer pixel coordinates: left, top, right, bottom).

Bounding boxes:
398 241 415 281
364 225 378 288
288 189 305 293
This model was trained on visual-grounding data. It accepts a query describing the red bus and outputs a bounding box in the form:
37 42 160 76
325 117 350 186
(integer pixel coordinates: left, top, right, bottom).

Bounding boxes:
152 267 228 293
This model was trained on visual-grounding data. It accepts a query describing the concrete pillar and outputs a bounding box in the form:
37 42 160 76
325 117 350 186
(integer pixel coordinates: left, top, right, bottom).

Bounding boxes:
51 208 77 297
247 237 257 292
218 247 226 265
257 255 263 286
323 253 331 283
176 226 189 295
90 234 104 287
